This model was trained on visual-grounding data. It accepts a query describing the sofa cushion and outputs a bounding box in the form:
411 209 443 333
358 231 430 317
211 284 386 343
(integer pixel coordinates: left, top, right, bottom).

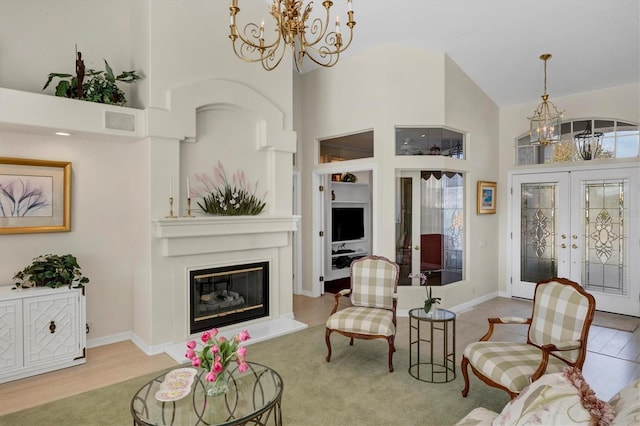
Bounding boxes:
492 368 614 426
609 378 640 426
455 407 499 425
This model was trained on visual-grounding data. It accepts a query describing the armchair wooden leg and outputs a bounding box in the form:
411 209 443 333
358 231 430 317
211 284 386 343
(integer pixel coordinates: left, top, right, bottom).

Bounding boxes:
325 328 332 363
349 337 354 346
387 336 395 372
461 355 470 397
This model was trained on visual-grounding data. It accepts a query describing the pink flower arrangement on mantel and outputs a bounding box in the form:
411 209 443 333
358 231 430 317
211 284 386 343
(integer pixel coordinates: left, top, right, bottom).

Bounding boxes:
194 161 267 216
185 328 251 383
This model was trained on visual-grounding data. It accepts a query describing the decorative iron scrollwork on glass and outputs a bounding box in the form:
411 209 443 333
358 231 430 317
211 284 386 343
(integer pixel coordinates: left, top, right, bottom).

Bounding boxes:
589 209 619 264
530 209 551 257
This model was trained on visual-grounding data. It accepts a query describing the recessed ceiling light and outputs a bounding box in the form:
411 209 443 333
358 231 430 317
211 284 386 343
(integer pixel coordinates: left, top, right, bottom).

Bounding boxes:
55 132 71 136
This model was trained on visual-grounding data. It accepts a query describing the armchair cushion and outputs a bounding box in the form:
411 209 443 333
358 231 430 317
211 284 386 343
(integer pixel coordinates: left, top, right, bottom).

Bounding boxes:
325 306 395 337
350 258 396 309
464 341 569 394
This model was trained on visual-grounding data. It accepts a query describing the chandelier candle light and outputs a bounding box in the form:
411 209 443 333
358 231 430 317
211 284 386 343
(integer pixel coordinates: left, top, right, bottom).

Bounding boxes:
528 53 564 146
229 0 356 71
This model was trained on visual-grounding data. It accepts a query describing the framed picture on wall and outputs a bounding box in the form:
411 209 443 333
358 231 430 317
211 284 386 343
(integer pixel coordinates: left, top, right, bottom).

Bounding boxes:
0 157 71 234
477 181 497 214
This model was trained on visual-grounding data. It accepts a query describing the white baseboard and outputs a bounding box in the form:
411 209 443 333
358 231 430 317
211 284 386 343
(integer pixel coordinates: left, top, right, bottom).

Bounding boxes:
87 331 132 349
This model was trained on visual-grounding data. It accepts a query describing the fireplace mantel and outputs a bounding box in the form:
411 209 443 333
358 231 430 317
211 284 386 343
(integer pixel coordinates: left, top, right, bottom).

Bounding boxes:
152 215 300 257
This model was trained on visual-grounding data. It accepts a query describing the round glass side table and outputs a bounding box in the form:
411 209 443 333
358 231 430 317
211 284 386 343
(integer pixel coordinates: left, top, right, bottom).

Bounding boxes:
408 307 456 383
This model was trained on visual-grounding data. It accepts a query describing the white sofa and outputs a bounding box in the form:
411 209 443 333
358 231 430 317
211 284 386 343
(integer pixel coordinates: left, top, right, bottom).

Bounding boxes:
456 368 639 426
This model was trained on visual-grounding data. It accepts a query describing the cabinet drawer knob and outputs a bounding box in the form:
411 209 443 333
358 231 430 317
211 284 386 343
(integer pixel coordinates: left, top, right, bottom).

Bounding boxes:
49 320 56 334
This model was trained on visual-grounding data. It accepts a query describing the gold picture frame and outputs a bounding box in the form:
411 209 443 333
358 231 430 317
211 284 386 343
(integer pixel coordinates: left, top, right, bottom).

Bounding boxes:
477 181 497 215
0 157 71 234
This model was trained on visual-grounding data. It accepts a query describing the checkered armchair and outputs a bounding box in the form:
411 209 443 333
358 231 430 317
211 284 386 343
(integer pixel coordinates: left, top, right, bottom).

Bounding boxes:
325 255 399 372
461 277 596 399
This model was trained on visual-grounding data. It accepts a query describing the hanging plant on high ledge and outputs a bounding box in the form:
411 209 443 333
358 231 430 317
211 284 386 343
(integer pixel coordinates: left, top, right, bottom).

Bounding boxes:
194 162 267 216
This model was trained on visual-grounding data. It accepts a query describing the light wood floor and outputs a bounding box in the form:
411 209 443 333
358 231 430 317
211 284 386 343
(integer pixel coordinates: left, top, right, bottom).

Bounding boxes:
0 294 638 416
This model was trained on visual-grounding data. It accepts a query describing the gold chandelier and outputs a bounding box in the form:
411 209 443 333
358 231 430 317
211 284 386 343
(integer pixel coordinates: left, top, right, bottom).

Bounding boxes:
229 0 356 71
528 53 564 145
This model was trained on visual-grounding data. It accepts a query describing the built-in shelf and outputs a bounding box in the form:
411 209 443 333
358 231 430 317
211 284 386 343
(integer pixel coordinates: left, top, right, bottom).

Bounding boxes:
0 87 146 142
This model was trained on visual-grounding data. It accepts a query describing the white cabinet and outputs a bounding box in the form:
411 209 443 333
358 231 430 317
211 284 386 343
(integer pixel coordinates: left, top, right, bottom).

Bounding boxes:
0 286 86 384
326 182 371 281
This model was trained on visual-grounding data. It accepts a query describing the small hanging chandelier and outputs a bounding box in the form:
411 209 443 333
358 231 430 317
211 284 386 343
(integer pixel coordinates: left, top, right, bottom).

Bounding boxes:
575 120 603 160
228 0 356 72
528 53 564 145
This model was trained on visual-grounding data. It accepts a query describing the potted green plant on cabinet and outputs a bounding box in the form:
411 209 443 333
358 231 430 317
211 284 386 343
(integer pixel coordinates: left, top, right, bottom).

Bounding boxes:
13 254 90 289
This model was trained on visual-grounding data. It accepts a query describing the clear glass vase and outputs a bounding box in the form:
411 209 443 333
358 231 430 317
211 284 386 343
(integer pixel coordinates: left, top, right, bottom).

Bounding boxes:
205 370 229 397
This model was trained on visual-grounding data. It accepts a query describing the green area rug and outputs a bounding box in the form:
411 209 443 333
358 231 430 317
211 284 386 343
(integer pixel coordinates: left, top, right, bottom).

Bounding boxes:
0 325 509 426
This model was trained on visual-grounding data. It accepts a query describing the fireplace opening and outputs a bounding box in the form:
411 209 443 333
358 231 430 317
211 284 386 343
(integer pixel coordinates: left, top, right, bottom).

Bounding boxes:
189 261 269 334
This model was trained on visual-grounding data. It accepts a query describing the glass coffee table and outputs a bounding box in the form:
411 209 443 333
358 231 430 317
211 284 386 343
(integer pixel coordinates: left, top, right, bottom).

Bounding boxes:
130 362 283 425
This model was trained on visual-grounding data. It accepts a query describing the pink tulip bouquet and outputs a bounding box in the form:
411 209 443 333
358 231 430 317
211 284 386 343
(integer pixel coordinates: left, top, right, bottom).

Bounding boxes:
185 328 251 384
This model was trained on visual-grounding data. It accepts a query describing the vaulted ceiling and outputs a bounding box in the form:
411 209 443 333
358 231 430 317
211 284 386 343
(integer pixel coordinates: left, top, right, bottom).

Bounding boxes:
301 0 639 108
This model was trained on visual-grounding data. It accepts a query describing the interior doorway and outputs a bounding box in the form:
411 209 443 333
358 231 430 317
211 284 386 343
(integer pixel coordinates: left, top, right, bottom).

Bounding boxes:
313 167 374 296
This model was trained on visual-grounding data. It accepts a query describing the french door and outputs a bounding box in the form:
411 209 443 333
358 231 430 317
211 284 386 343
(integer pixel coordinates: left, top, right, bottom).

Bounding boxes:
395 170 464 286
511 166 639 316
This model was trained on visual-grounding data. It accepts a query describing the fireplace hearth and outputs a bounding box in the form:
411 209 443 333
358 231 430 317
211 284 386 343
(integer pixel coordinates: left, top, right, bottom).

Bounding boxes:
190 261 269 334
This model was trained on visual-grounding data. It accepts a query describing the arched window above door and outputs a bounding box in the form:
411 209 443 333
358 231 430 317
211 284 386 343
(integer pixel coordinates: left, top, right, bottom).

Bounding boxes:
516 119 638 166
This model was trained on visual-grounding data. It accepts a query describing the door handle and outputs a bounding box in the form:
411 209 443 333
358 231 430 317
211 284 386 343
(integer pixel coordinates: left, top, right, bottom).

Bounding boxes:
561 244 567 248
414 246 420 251
572 244 578 249
561 234 567 239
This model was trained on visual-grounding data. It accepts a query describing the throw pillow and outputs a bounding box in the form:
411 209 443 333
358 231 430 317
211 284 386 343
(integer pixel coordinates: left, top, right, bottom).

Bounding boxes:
492 367 615 426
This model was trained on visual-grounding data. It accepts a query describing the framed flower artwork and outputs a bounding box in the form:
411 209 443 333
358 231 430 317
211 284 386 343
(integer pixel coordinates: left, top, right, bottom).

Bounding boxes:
0 157 71 234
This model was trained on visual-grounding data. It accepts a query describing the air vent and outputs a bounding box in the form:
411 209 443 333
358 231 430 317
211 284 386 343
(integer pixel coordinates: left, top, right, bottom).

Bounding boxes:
104 111 136 132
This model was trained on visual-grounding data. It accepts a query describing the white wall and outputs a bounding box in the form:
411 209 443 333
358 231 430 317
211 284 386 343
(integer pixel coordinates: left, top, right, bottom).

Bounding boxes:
299 45 501 310
0 0 136 104
0 130 143 341
497 83 640 295
0 0 297 349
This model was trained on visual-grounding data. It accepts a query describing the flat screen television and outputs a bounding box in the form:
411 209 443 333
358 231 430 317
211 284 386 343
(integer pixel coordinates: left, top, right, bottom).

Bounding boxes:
332 207 365 242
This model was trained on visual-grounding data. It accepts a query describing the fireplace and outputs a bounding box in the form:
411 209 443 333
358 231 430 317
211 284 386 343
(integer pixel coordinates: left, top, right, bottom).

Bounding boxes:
189 261 269 334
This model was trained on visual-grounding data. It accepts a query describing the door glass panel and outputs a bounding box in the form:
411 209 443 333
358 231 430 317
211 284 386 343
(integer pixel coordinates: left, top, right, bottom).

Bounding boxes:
395 177 412 285
442 172 464 284
520 183 557 282
582 180 626 294
419 171 464 285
